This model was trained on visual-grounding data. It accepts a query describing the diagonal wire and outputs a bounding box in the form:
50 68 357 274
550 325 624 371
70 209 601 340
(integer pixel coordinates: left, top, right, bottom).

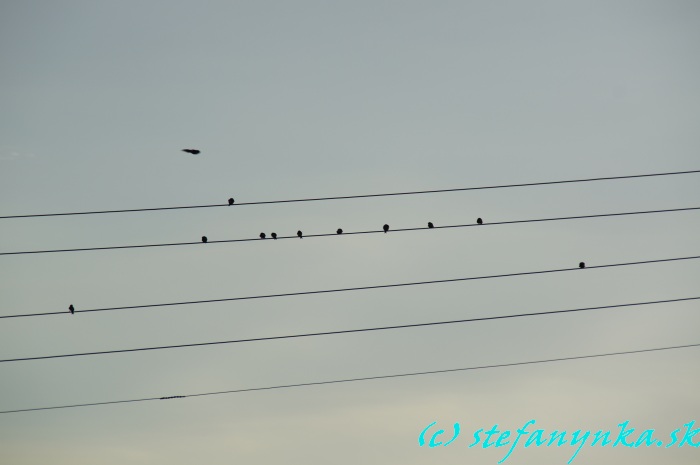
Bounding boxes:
1 206 699 256
1 342 698 414
1 168 699 220
2 255 699 320
0 297 697 363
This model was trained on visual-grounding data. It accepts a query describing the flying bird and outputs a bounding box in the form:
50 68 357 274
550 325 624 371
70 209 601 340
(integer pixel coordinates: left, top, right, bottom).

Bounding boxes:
477 218 483 225
201 236 208 243
579 262 585 269
69 304 74 315
271 232 277 239
228 198 234 206
182 149 200 155
428 222 434 228
383 224 389 233
260 232 266 239
337 228 343 234
297 230 303 239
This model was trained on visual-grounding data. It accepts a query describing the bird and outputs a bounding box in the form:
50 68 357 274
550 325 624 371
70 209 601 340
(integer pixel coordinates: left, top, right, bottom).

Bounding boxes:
271 232 277 239
68 304 74 315
259 232 266 239
201 236 208 243
477 218 483 225
337 228 343 234
428 222 434 228
579 262 585 269
383 224 389 233
297 230 303 239
228 198 234 206
182 149 200 155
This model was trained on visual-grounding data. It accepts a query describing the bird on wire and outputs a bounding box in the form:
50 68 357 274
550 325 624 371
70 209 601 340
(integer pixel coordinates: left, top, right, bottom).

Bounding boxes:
383 224 389 233
68 304 74 315
201 236 208 243
297 230 303 239
271 232 277 240
428 222 434 228
228 198 234 206
477 218 483 225
259 232 266 239
579 262 586 269
337 228 343 234
182 149 200 155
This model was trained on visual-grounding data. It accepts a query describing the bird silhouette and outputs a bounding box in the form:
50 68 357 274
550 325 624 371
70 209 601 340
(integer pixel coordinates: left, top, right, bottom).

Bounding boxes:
182 149 200 155
271 232 277 239
383 224 389 233
297 230 303 239
228 198 234 206
428 222 434 228
259 232 266 239
69 304 74 315
579 262 585 269
337 228 343 234
477 218 483 225
201 236 208 243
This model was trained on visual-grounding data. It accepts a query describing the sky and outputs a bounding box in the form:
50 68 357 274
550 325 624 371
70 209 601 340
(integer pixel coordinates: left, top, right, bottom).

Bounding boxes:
1 1 699 464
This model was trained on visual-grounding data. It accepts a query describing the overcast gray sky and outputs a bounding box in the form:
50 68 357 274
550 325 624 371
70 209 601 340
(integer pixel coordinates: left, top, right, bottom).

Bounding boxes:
1 1 699 464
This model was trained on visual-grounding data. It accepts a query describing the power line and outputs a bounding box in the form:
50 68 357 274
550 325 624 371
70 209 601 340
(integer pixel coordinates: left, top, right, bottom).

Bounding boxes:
1 296 696 363
1 342 697 414
2 255 698 320
2 206 698 256
2 168 698 220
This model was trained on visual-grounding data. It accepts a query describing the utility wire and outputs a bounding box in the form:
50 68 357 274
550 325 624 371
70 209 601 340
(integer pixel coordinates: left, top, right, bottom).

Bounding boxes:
1 169 698 220
1 297 696 363
2 255 699 320
1 342 698 414
1 206 698 256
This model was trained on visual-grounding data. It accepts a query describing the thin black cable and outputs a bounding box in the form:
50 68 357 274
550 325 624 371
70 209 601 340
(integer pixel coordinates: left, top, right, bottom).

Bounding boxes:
1 206 698 256
1 342 697 414
1 297 696 363
1 169 699 220
2 255 698 320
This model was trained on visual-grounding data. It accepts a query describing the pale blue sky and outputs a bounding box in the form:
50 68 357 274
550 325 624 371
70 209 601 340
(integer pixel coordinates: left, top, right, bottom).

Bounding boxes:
1 1 699 464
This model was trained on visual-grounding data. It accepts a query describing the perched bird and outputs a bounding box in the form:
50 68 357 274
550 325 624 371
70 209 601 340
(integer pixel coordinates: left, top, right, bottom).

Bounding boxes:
271 232 277 239
297 230 303 239
201 236 208 243
383 224 389 233
579 262 585 269
337 228 343 234
182 149 200 155
259 232 266 239
428 222 434 228
477 218 483 225
228 198 234 206
69 304 74 315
